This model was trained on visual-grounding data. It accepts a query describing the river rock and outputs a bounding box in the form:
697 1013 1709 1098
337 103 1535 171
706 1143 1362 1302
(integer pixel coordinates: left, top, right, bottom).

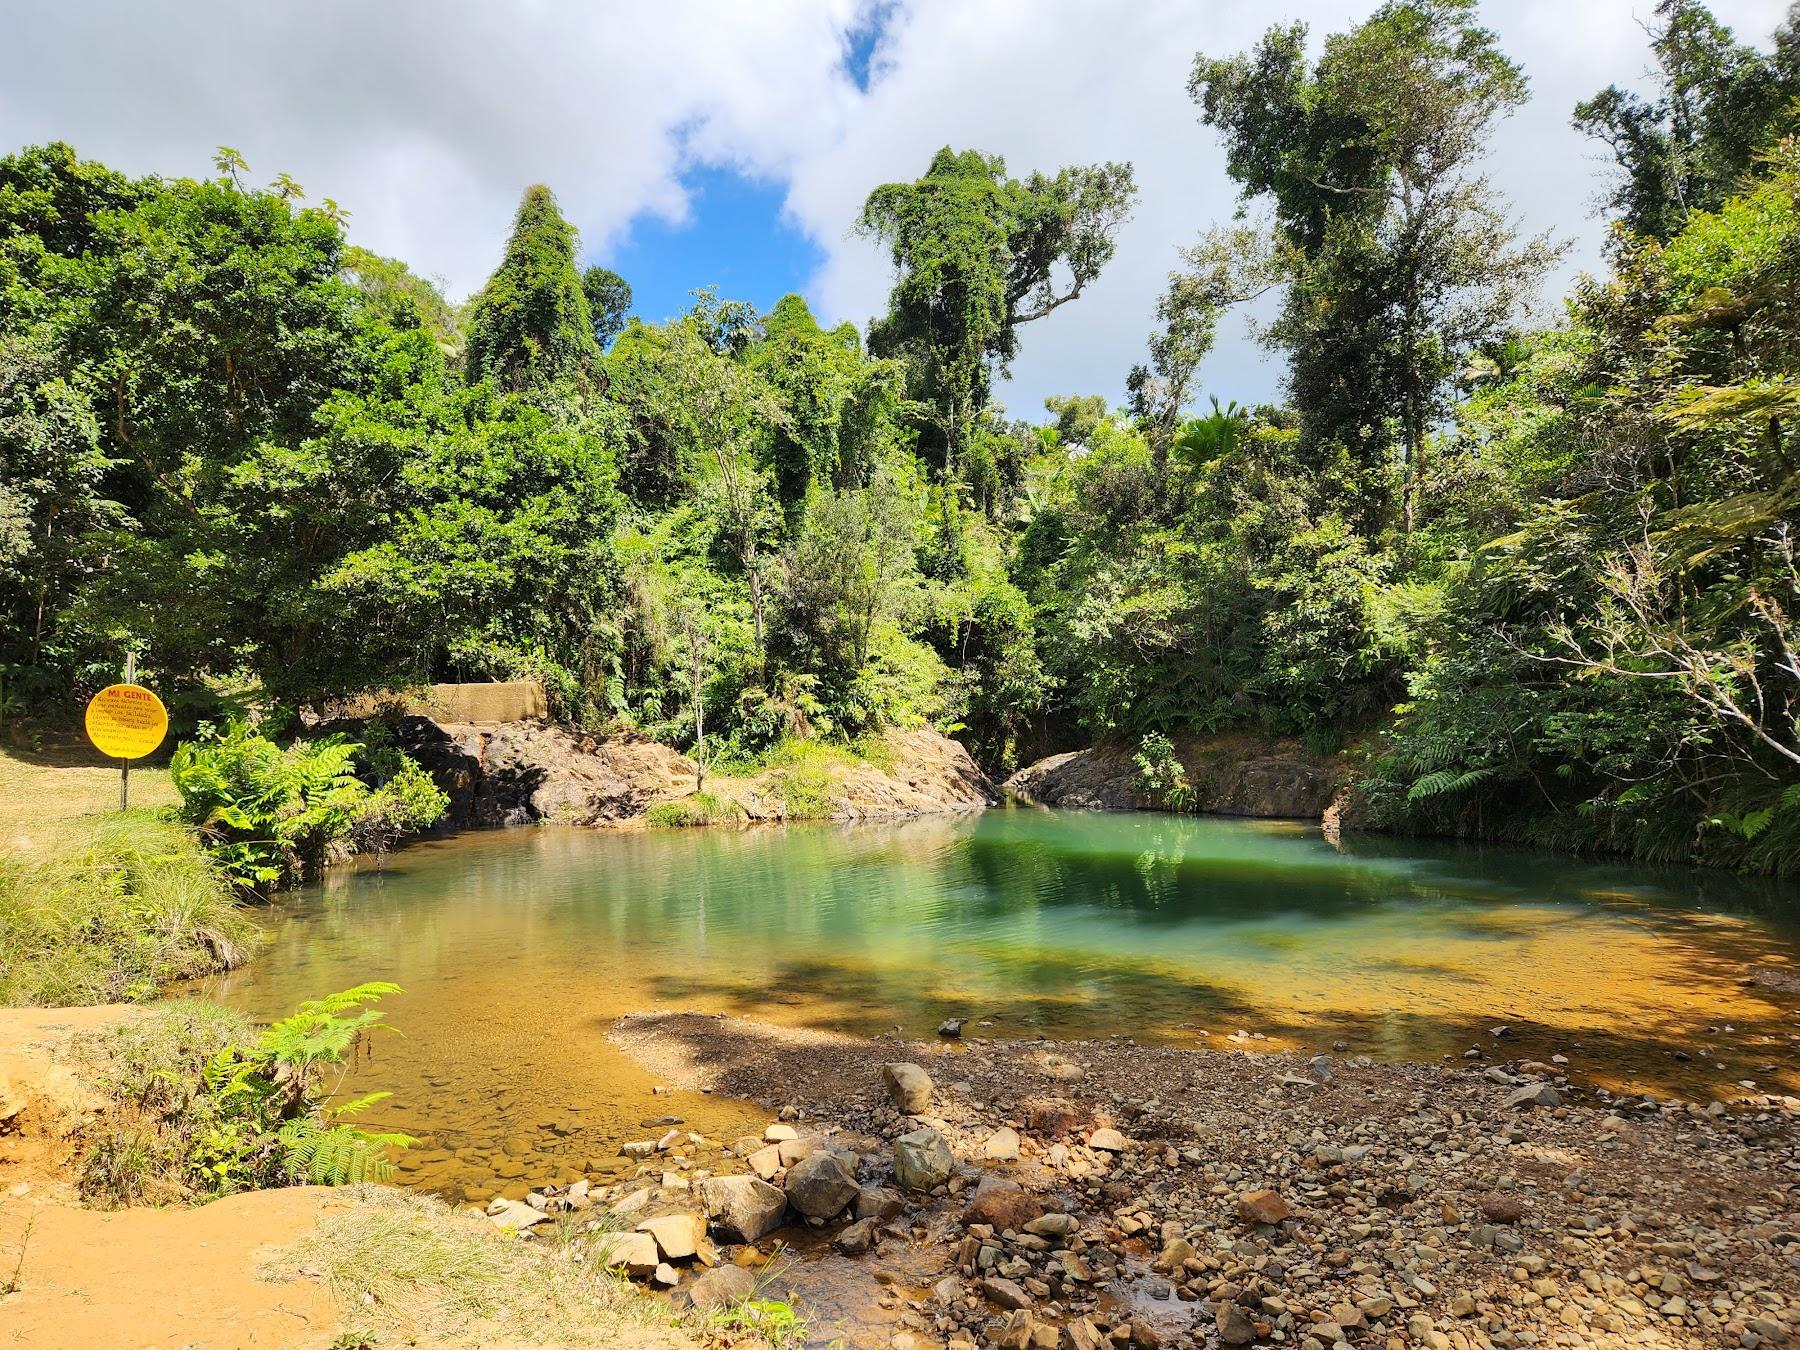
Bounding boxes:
882 1062 934 1113
893 1127 954 1191
784 1150 859 1219
1237 1189 1291 1225
834 1216 881 1255
747 1144 783 1180
1216 1300 1258 1345
688 1263 756 1311
598 1229 661 1276
700 1174 787 1243
1506 1082 1564 1109
980 1276 1033 1310
486 1199 550 1231
1086 1126 1125 1152
637 1212 703 1261
964 1177 1045 1230
982 1126 1021 1160
855 1184 904 1222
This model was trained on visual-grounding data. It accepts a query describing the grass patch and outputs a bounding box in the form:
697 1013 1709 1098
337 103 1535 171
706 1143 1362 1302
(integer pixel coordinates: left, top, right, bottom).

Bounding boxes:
644 791 746 828
264 1186 709 1349
760 739 859 820
73 1000 256 1206
0 811 260 1005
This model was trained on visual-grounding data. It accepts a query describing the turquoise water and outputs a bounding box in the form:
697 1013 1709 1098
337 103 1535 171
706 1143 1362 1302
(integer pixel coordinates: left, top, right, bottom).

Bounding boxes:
208 809 1800 1197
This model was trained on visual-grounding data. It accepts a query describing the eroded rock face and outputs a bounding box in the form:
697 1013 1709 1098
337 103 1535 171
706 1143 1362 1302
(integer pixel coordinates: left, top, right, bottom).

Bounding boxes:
392 717 698 827
384 718 1000 829
1004 734 1347 820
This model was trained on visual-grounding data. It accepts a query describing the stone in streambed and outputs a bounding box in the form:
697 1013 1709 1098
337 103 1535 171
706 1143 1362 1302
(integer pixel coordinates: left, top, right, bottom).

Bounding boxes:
893 1127 954 1191
637 1212 703 1261
855 1184 904 1222
882 1062 934 1113
963 1176 1044 1230
598 1229 661 1276
783 1150 859 1219
688 1263 756 1311
700 1174 787 1243
982 1126 1020 1160
1236 1189 1290 1225
1506 1082 1563 1109
834 1216 881 1255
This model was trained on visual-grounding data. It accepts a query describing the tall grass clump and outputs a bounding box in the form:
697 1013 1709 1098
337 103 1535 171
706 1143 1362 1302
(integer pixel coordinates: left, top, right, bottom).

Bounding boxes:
644 790 744 828
0 812 259 1005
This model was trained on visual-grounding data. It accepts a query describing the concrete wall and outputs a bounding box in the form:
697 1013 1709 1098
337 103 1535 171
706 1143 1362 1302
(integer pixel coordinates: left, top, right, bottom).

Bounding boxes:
321 681 549 724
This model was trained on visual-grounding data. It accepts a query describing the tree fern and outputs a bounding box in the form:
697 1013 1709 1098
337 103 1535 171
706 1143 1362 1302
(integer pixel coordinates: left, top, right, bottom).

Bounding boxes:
1407 766 1496 802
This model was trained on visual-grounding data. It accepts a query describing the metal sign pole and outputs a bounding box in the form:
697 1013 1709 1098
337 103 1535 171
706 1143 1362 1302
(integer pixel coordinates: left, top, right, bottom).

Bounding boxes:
120 652 137 811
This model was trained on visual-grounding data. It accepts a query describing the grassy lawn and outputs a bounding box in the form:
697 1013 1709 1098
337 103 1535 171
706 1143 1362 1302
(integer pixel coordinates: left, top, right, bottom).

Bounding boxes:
0 738 178 854
0 737 256 1006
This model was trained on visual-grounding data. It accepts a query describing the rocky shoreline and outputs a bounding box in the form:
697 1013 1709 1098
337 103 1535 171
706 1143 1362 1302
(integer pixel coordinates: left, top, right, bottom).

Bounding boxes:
464 1014 1800 1349
1003 735 1347 820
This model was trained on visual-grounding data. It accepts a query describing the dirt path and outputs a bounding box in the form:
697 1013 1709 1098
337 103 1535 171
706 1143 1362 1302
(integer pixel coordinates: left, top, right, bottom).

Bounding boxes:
0 1187 339 1349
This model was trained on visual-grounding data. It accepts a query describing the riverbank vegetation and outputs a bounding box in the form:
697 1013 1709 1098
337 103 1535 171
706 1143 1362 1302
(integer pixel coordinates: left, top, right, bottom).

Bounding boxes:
3 0 1797 871
0 748 256 1004
75 983 410 1206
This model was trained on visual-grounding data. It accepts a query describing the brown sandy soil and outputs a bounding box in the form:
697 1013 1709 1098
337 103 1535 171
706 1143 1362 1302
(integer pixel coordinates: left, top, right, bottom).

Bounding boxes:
0 1187 339 1349
0 1005 341 1349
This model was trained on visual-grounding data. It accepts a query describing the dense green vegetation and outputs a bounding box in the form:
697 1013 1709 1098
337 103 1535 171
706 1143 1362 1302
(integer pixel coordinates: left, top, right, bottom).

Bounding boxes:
76 984 412 1206
3 0 1796 871
0 808 257 1004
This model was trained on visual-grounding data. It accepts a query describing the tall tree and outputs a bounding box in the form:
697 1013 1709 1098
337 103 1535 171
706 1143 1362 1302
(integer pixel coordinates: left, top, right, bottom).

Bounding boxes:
581 264 632 348
857 147 1136 473
1192 0 1560 534
1575 0 1800 242
464 185 599 399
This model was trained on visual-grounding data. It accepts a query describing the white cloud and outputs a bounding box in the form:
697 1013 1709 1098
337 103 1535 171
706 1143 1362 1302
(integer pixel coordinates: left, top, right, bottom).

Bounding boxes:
2 0 1790 415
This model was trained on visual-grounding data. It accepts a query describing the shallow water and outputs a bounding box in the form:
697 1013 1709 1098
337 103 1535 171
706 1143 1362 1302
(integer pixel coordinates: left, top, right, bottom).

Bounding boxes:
207 809 1800 1199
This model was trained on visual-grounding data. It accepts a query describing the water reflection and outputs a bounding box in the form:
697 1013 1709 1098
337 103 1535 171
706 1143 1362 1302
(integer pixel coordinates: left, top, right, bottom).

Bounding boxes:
207 809 1800 1198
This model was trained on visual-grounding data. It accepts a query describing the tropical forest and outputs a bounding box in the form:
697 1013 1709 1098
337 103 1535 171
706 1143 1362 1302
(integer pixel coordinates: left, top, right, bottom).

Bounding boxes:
3 2 1800 1348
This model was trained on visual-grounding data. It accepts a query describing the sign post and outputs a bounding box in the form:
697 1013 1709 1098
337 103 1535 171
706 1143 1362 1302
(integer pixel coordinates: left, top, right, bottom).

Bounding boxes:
84 655 169 810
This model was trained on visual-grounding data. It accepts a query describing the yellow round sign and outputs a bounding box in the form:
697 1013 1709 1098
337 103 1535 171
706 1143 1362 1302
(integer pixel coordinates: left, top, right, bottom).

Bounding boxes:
85 683 169 761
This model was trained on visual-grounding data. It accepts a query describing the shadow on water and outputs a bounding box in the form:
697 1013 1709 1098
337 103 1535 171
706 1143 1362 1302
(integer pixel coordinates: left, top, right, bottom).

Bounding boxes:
205 808 1800 1198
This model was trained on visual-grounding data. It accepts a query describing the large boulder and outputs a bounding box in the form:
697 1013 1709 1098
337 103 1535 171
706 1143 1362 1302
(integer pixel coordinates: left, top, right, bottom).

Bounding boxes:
783 1151 859 1219
1004 735 1346 819
893 1127 954 1192
882 1062 934 1113
596 1229 660 1276
700 1174 788 1243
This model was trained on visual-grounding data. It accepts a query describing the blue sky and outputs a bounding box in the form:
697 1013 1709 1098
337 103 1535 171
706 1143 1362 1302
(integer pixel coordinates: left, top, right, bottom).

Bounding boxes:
601 166 830 329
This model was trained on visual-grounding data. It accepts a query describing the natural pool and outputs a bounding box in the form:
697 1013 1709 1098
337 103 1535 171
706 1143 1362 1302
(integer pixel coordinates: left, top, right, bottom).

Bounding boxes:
208 808 1800 1199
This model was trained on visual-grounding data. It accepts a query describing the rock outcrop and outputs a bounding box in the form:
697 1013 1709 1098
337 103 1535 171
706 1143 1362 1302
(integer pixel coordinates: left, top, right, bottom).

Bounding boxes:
388 717 999 830
395 718 701 828
1004 733 1347 819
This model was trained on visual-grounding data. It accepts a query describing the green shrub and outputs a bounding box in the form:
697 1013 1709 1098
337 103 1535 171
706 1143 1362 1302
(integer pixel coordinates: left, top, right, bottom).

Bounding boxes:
764 738 856 819
78 985 413 1206
1132 733 1196 813
643 791 744 828
0 813 259 1005
171 723 447 890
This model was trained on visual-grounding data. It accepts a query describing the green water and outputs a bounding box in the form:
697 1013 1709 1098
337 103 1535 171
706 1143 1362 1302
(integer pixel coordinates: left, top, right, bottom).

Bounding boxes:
209 809 1800 1199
